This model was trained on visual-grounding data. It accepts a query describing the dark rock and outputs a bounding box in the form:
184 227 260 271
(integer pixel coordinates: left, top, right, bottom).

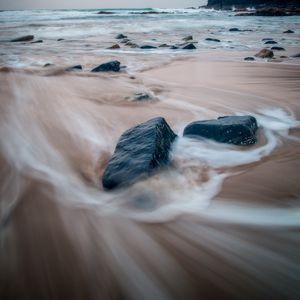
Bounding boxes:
244 56 255 61
97 11 115 14
271 46 285 51
120 38 130 43
116 34 127 39
43 63 54 67
102 117 177 190
255 7 287 16
229 27 240 31
183 115 258 145
158 44 171 48
264 40 277 44
130 11 169 15
262 38 273 41
107 44 120 49
182 35 193 41
280 55 288 58
140 45 157 49
182 43 197 50
283 29 294 33
126 92 154 102
57 38 64 41
11 35 34 42
291 53 300 58
65 65 82 71
31 40 43 43
205 38 221 42
170 45 179 49
91 61 121 72
255 48 274 58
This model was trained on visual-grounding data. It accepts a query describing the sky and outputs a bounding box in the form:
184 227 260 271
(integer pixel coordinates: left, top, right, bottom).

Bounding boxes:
0 0 208 10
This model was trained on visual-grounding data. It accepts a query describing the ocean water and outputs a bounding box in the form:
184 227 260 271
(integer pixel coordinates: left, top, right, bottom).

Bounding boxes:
0 8 299 69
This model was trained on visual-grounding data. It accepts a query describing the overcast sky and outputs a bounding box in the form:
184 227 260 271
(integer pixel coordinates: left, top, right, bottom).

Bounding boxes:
0 0 208 10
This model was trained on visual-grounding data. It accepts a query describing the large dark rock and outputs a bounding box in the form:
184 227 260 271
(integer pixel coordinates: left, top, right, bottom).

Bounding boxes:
91 61 121 72
11 35 34 42
183 115 258 145
102 117 177 190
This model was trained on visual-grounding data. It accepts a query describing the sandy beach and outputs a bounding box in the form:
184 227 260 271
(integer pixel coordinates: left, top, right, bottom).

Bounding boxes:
0 8 300 300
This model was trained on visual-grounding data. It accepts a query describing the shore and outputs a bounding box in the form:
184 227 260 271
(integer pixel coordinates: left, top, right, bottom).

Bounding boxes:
1 55 300 299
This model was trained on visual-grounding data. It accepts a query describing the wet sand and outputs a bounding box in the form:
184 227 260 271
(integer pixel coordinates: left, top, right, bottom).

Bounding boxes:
0 57 300 300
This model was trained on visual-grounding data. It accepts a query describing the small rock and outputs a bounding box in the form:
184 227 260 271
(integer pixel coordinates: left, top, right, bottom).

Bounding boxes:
170 45 179 49
182 35 193 41
229 28 240 32
255 48 274 58
57 38 64 41
182 43 197 50
116 34 127 39
264 40 277 44
183 115 258 145
102 117 177 189
129 76 136 80
271 46 285 51
140 45 157 49
158 44 170 48
31 40 43 43
11 35 34 42
91 61 121 72
127 92 154 102
65 65 82 71
262 38 273 41
107 44 120 49
280 56 288 58
97 11 115 14
205 38 221 42
291 53 300 58
43 63 53 67
244 57 255 61
120 38 130 43
283 29 294 33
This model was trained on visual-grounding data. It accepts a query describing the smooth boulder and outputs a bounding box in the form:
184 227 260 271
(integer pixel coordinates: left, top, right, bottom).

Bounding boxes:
11 35 34 42
102 117 177 190
183 115 258 145
91 61 121 72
